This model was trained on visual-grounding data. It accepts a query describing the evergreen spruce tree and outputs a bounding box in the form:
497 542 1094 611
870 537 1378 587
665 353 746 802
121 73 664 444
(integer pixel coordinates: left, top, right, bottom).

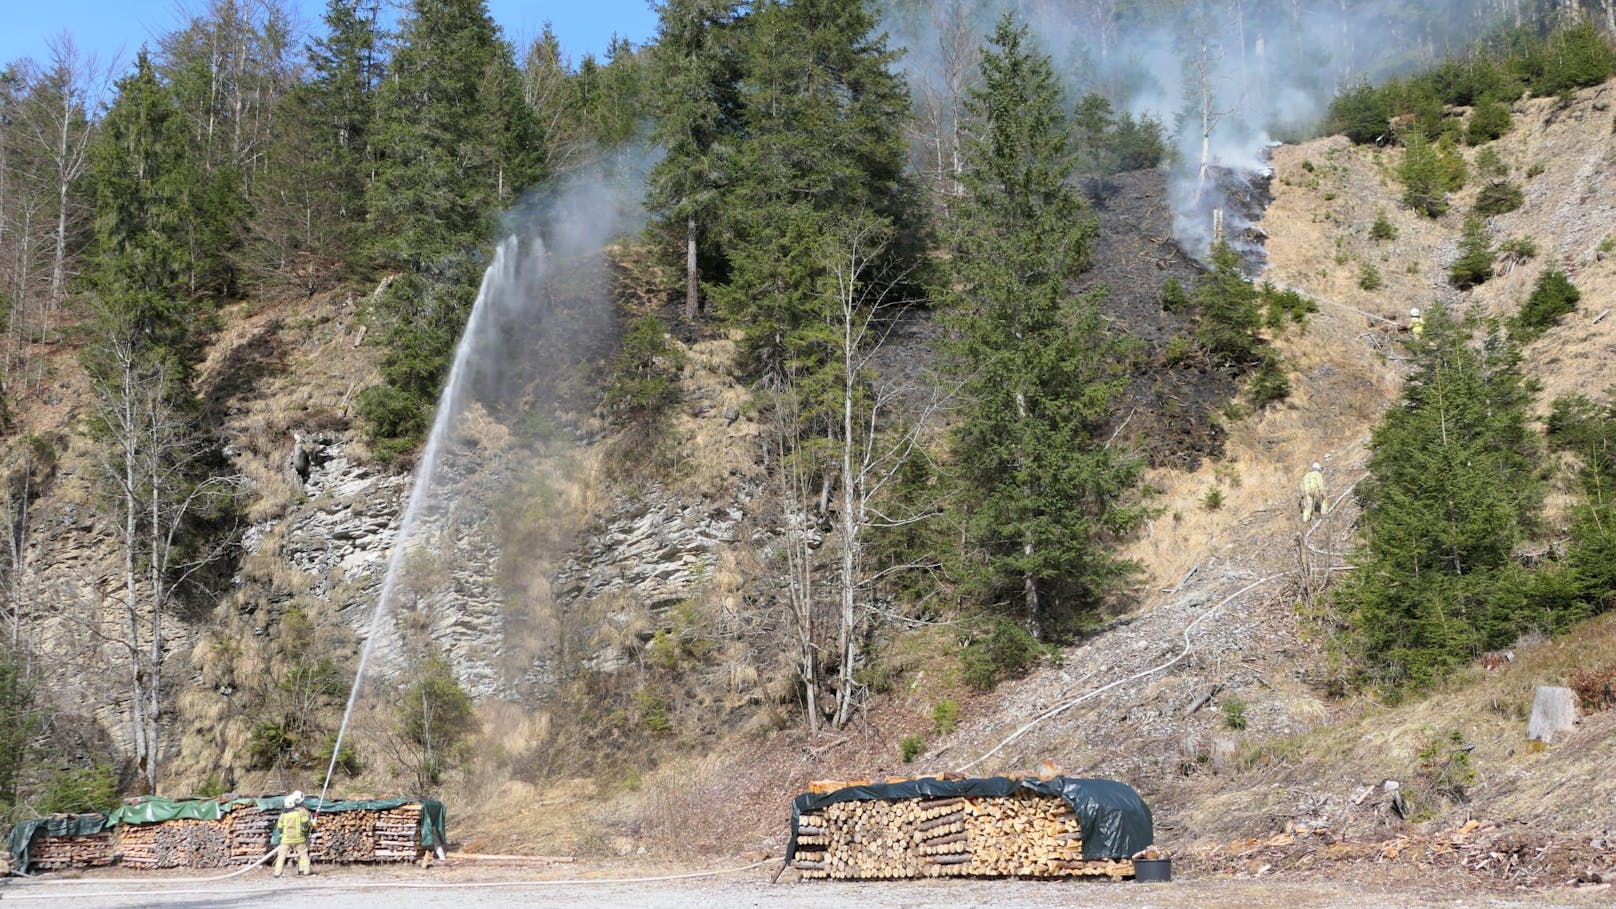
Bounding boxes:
359 0 541 458
1400 131 1447 217
715 0 916 376
1194 241 1264 364
573 37 650 150
945 13 1141 640
85 49 198 356
646 0 743 320
1546 394 1616 607
305 0 382 253
1336 306 1545 688
1450 213 1495 288
367 0 534 265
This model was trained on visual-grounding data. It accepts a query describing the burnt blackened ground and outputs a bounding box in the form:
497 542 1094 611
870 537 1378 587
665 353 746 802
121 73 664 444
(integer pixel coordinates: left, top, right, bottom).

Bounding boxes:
1078 169 1240 470
864 167 1246 472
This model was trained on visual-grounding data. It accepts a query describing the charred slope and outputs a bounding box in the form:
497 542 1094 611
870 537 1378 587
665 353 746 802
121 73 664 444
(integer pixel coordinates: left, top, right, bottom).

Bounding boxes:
1079 168 1239 470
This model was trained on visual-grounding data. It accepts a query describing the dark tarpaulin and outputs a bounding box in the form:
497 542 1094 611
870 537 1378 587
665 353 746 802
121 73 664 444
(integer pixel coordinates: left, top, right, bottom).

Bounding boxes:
786 776 1152 864
7 813 110 875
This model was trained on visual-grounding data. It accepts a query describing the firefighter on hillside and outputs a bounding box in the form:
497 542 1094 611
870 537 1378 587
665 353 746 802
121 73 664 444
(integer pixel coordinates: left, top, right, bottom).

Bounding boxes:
1301 462 1327 523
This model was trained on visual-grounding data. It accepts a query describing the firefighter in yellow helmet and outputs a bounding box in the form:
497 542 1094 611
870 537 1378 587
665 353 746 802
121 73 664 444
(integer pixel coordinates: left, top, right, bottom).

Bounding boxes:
1301 462 1327 523
1408 307 1425 339
273 790 315 878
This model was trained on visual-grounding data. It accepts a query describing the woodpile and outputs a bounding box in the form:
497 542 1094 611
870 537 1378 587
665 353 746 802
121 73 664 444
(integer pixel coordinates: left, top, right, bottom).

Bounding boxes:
793 789 1134 881
118 818 232 868
227 806 276 860
25 832 116 871
26 803 427 871
375 805 427 862
307 804 422 864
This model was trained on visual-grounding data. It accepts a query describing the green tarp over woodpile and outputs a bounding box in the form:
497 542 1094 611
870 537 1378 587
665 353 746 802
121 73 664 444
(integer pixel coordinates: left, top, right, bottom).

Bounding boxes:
5 813 108 876
8 794 447 874
786 776 1153 864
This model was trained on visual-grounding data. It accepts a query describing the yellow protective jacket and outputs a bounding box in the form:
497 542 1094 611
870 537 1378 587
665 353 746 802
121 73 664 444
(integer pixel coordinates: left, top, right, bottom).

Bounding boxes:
276 807 314 846
1301 469 1325 498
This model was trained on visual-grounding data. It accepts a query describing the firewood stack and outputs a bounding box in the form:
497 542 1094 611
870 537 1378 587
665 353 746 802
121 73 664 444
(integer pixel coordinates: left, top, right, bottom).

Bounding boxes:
226 806 276 860
118 818 234 868
793 789 1135 881
19 799 436 873
374 805 426 862
25 832 116 870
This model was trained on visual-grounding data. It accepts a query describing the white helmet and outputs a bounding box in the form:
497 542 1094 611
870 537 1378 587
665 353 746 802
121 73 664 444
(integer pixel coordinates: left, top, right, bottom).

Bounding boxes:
286 790 304 808
1409 307 1421 317
1311 462 1322 472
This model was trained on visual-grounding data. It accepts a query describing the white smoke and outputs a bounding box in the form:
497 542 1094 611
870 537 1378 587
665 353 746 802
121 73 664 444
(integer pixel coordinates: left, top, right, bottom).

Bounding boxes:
881 0 1522 264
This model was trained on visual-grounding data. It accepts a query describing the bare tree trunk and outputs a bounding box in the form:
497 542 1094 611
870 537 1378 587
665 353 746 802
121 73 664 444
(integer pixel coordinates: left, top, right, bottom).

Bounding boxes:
1013 389 1040 640
117 354 149 787
685 215 699 321
833 260 859 728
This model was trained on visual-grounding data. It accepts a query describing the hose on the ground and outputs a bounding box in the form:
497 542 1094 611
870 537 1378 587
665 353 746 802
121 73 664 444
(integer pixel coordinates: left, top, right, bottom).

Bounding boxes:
0 857 774 901
952 574 1278 775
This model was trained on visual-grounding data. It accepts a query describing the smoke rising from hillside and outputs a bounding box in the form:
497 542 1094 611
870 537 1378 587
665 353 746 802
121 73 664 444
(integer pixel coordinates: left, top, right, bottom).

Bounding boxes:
883 0 1523 263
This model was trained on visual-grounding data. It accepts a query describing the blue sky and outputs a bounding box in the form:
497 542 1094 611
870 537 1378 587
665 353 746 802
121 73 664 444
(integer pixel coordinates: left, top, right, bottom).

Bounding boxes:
1 0 660 74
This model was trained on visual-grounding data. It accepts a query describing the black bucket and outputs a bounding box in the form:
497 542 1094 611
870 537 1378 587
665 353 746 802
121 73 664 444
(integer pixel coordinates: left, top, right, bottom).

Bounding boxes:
1133 858 1172 883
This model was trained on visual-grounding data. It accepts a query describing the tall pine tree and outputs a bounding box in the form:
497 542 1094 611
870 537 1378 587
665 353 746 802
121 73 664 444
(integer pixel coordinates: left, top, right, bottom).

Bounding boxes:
85 49 197 355
945 13 1141 640
243 0 384 291
1337 306 1548 688
646 0 743 321
715 0 916 377
359 0 540 458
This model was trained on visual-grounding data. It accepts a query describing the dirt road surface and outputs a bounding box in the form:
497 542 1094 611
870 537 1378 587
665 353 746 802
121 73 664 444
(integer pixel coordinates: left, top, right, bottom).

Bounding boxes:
2 864 1611 909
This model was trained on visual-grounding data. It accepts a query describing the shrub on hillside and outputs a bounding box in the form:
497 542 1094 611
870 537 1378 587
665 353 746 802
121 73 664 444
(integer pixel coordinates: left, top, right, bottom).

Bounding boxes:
1159 276 1190 312
960 618 1043 691
1511 268 1580 341
1358 262 1384 290
1473 180 1524 216
1465 96 1513 145
1246 356 1292 410
1261 283 1316 329
1449 215 1495 289
1370 214 1398 241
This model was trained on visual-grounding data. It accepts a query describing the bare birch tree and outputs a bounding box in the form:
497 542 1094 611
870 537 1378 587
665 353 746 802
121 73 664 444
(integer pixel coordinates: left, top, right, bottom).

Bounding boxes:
89 327 239 791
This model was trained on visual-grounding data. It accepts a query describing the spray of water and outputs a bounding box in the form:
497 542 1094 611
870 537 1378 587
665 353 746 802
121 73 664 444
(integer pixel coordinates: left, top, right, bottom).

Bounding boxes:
313 152 654 806
317 237 525 807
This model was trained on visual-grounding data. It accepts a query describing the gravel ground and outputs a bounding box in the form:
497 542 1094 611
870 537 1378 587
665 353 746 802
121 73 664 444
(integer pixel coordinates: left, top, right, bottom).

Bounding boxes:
1 865 1611 909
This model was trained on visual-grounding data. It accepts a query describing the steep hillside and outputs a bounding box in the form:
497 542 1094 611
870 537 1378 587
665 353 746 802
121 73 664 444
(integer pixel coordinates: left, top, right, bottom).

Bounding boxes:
5 64 1615 893
448 78 1616 875
880 77 1616 886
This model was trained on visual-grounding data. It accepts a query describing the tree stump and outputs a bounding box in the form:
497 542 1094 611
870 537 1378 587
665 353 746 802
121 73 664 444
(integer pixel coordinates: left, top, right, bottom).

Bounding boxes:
1527 685 1577 743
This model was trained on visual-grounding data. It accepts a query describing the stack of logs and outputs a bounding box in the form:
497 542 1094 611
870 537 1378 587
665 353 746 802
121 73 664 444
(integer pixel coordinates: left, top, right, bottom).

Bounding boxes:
25 832 116 870
308 804 423 864
26 804 427 871
793 789 1134 881
374 805 427 862
227 806 276 862
119 818 232 868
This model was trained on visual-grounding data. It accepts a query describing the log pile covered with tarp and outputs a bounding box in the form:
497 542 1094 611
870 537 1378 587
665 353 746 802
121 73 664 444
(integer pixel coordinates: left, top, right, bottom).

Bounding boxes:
6 795 447 875
787 775 1152 881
